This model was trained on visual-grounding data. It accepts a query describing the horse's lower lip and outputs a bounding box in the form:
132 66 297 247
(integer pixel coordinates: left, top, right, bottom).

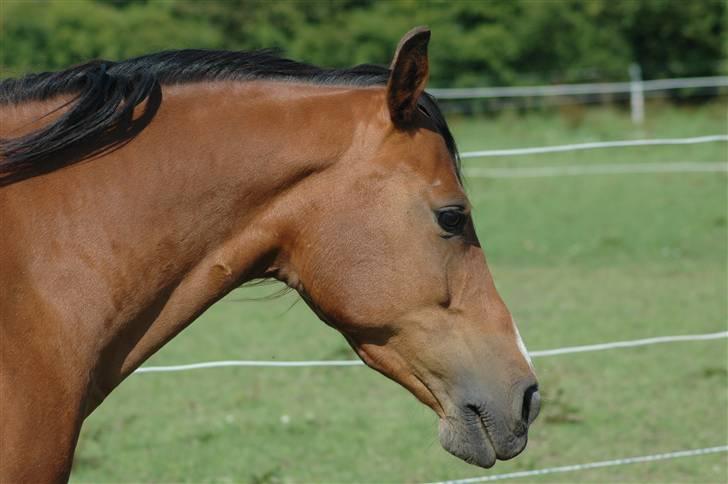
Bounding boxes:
473 418 498 467
470 406 529 461
470 405 495 446
472 407 506 463
475 413 495 449
471 423 498 468
438 415 497 468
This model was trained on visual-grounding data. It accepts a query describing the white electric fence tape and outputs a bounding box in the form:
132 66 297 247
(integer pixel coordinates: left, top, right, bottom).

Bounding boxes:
134 330 728 373
465 161 728 178
427 445 728 483
428 76 728 99
459 135 728 158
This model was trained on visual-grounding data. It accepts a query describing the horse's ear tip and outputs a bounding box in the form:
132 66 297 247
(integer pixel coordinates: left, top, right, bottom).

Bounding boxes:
391 26 431 67
411 25 431 34
403 26 431 42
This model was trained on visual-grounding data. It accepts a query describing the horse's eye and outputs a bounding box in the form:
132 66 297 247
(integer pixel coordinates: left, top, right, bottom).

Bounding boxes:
437 208 467 236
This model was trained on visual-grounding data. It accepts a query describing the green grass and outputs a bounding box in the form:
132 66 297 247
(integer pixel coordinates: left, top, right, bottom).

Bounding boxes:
71 102 727 483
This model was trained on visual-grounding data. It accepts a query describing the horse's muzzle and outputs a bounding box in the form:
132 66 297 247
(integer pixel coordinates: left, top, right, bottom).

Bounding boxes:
437 381 540 468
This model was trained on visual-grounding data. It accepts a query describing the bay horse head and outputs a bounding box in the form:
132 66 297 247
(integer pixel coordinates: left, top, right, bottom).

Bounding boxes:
0 26 538 479
277 27 539 467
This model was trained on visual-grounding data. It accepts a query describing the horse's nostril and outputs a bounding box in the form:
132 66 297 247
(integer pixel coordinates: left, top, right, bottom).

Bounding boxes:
521 384 541 425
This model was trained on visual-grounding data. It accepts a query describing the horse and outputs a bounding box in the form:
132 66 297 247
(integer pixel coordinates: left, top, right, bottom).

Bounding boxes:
0 27 539 482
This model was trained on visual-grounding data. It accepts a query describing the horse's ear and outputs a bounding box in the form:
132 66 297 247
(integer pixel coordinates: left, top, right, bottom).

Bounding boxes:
387 26 430 128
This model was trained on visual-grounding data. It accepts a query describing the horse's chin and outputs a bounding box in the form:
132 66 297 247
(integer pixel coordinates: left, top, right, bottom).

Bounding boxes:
438 416 497 469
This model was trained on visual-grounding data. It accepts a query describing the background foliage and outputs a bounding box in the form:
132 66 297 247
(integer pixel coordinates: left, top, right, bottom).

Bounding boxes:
2 0 726 86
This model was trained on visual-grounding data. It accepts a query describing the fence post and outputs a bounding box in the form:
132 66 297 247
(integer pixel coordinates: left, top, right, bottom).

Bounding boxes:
629 63 644 125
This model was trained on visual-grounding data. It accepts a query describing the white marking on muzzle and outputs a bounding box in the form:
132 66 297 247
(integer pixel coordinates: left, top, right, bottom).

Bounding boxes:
512 319 533 368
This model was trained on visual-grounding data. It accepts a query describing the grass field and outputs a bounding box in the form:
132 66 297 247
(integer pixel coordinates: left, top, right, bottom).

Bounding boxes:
70 102 727 483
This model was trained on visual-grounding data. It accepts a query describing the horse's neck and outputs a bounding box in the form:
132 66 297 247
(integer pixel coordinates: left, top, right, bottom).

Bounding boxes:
1 82 382 411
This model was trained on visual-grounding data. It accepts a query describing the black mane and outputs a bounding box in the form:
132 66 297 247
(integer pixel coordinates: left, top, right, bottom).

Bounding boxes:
0 49 459 183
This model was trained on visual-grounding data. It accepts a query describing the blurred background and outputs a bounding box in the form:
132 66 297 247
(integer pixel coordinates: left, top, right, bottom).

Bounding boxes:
2 1 726 483
2 0 726 84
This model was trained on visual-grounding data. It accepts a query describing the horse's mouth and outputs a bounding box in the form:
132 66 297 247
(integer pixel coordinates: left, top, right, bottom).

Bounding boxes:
438 401 530 468
438 410 497 468
469 404 497 451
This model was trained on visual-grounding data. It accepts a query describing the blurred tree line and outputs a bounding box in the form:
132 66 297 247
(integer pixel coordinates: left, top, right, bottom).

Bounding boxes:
1 0 725 86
